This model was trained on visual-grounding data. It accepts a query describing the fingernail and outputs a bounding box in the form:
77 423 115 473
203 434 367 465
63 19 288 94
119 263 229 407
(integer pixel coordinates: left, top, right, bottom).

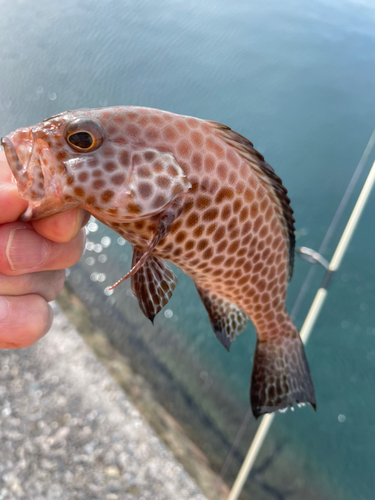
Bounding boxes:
80 209 90 228
41 304 54 336
0 297 9 321
6 228 48 270
77 208 85 229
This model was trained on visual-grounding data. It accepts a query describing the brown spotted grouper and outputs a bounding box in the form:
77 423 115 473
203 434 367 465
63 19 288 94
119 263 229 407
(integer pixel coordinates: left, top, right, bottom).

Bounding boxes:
1 106 316 418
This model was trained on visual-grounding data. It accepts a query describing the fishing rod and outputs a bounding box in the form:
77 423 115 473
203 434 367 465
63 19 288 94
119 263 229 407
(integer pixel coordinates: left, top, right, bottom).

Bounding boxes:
225 131 375 500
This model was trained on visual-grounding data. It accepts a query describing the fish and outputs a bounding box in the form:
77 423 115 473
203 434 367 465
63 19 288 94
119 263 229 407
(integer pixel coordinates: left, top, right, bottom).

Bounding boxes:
1 106 316 418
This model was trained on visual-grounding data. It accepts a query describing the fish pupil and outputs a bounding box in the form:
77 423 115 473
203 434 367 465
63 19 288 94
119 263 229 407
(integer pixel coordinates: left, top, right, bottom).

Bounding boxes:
68 132 93 149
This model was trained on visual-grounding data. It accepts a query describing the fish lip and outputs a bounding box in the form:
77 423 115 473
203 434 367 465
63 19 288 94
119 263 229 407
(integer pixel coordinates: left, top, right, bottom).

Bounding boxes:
1 136 24 176
28 130 37 170
2 130 47 203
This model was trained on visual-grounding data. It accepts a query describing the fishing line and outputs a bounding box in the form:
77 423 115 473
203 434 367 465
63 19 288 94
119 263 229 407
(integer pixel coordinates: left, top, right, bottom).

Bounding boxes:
217 129 375 499
291 128 375 321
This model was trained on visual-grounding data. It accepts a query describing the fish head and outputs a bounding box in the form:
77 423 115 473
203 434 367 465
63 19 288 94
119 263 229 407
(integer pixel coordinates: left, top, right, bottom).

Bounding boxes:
1 108 191 222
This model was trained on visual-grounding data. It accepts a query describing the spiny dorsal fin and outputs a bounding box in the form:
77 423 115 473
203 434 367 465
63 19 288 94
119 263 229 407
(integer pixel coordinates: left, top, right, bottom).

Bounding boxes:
131 247 178 323
213 123 295 281
196 285 248 351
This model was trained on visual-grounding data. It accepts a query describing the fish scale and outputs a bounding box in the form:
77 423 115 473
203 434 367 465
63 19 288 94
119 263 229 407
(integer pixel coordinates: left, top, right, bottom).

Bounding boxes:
1 106 316 418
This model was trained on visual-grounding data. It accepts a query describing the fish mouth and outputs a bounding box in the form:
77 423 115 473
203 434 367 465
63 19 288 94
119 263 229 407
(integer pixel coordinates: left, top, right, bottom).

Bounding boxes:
1 127 36 175
2 130 54 221
2 130 80 222
1 136 25 176
1 129 46 205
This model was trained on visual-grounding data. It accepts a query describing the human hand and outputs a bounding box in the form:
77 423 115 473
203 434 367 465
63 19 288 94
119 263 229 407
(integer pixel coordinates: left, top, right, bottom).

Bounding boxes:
0 150 88 349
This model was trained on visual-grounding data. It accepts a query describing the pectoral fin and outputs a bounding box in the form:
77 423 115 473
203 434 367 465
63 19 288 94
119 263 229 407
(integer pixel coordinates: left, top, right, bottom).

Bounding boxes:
124 148 191 219
131 247 178 323
108 194 186 290
196 286 248 351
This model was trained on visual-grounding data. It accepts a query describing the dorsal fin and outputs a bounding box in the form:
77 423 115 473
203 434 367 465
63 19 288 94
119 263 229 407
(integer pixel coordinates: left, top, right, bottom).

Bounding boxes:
213 123 295 281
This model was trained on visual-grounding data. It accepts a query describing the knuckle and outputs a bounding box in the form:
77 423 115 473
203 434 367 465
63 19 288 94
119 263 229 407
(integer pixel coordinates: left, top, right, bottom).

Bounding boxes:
0 295 52 349
43 270 66 301
67 229 86 266
22 298 52 346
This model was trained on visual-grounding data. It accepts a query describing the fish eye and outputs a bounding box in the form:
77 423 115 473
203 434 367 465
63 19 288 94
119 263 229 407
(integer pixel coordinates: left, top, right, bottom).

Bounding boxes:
65 118 105 152
68 131 93 149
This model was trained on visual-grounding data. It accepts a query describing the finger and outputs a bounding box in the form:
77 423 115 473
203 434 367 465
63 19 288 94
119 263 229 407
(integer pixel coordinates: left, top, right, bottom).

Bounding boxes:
32 208 90 243
0 223 85 276
0 183 29 224
0 151 16 183
0 294 53 349
0 269 65 302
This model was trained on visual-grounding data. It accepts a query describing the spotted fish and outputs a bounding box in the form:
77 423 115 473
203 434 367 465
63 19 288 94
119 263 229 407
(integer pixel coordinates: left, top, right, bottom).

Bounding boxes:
1 107 316 418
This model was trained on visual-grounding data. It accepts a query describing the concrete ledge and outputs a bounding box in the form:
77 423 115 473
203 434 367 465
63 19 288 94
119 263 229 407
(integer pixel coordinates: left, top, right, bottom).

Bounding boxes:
0 304 207 500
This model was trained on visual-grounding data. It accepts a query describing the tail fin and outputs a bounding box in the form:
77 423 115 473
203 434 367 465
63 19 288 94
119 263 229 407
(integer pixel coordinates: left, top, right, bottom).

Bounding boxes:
250 334 316 419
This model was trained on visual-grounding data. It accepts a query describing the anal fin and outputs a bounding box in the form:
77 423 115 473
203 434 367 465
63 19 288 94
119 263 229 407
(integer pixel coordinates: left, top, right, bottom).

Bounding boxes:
131 246 178 323
196 286 248 351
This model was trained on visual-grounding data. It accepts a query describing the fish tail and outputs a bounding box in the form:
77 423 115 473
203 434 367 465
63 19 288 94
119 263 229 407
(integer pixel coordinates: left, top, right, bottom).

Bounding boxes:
250 326 316 419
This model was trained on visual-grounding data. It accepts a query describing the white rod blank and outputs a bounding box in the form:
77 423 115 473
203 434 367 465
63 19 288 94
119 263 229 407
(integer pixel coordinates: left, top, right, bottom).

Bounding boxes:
227 414 274 500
